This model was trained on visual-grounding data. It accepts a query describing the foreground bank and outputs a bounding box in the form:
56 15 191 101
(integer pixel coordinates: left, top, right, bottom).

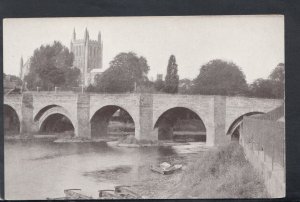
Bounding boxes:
94 142 268 199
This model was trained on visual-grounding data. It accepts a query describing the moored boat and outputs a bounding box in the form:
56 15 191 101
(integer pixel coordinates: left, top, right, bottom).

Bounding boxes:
150 162 182 175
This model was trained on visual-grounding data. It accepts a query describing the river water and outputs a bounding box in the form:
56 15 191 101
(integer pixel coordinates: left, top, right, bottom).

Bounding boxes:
5 139 204 200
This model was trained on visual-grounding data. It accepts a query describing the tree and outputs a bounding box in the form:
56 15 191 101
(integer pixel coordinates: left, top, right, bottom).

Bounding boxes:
62 67 81 90
192 59 248 96
24 41 79 90
164 55 179 93
178 78 193 94
249 63 285 98
94 52 149 93
154 79 165 92
269 63 285 98
249 78 275 98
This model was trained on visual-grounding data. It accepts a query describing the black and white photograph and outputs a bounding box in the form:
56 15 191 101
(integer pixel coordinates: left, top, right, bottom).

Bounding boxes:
3 15 285 200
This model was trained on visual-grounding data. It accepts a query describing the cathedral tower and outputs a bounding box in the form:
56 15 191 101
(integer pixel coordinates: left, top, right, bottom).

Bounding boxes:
70 28 103 86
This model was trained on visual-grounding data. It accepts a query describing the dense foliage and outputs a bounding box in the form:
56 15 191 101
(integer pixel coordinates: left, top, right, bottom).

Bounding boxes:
92 52 150 93
249 63 284 98
24 41 80 91
154 78 165 92
192 59 248 96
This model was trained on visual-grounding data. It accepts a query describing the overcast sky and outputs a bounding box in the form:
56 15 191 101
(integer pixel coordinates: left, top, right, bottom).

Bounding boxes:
3 15 284 83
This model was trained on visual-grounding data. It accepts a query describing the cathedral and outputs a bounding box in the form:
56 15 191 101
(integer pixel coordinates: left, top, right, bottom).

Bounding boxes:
19 28 103 87
70 28 103 86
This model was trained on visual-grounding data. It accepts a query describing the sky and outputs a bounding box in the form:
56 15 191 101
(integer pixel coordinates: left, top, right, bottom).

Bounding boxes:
3 15 284 83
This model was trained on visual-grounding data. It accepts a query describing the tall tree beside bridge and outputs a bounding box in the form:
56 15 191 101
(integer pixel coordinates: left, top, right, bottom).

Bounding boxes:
24 41 80 91
269 63 285 98
249 63 284 98
164 55 179 93
192 59 248 96
93 52 150 93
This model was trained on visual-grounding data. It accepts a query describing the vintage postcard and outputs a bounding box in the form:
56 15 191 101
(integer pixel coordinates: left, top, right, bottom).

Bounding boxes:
3 16 284 199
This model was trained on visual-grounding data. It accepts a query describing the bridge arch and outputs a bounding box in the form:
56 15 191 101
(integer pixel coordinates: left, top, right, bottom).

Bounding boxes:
226 111 265 141
154 107 207 142
4 104 20 134
36 105 76 134
34 104 60 122
90 105 135 139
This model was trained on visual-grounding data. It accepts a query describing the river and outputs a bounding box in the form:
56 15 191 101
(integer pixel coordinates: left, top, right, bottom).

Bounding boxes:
4 139 205 200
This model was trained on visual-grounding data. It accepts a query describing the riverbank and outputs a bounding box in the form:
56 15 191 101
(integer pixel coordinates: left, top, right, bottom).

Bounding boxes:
128 142 268 198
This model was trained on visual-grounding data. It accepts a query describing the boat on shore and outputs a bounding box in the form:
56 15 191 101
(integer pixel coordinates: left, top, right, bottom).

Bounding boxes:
47 186 143 200
150 162 182 175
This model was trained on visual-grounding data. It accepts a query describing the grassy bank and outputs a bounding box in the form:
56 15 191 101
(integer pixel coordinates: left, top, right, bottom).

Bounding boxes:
169 142 268 198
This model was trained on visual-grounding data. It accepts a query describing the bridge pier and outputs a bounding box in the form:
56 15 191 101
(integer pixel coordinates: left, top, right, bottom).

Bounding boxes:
20 93 37 134
76 94 91 138
213 96 230 145
136 94 157 141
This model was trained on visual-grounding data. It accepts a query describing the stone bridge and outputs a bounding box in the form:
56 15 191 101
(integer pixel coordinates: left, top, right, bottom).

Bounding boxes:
3 92 283 146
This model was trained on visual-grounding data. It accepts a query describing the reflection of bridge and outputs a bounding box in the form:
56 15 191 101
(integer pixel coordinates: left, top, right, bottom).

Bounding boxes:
4 92 283 146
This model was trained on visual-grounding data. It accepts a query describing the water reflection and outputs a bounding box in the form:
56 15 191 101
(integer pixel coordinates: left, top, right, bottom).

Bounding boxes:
5 140 181 200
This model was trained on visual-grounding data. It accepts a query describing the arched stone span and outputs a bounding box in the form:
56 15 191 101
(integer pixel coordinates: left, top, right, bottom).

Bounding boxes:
32 93 78 124
34 104 59 122
89 94 140 127
226 111 264 140
37 106 76 132
153 107 207 142
90 105 135 139
225 97 283 137
40 113 75 133
4 104 21 134
4 95 22 120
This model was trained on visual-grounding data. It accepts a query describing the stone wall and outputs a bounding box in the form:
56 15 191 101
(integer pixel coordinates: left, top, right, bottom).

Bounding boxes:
240 116 285 198
20 93 34 133
76 94 90 138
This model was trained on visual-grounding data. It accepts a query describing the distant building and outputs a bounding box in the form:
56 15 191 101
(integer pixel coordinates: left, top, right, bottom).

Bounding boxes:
18 28 103 87
4 74 22 95
4 75 16 89
157 74 163 81
70 28 103 86
89 68 103 85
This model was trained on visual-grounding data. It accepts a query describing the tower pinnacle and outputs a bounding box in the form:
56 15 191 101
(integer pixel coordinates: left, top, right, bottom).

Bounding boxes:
19 56 24 79
98 31 101 42
84 28 89 41
73 28 76 41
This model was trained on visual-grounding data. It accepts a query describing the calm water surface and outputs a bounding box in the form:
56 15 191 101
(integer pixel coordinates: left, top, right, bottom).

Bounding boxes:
5 139 188 200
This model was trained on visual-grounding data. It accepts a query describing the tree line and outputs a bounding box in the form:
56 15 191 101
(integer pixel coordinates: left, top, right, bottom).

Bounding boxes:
16 41 284 99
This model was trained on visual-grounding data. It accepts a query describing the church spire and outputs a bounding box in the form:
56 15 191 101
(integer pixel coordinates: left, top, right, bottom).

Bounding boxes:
98 31 101 42
84 28 89 41
19 56 24 79
20 56 23 67
72 28 76 41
